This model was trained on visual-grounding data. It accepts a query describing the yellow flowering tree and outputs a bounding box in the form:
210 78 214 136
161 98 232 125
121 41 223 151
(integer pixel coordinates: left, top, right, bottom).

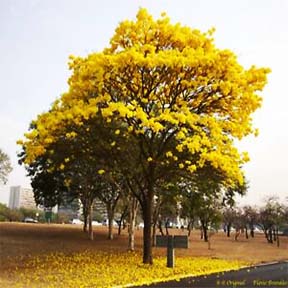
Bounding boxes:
18 9 270 264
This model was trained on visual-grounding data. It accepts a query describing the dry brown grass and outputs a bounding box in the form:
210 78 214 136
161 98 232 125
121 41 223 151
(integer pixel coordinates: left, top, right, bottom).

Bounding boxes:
0 222 287 274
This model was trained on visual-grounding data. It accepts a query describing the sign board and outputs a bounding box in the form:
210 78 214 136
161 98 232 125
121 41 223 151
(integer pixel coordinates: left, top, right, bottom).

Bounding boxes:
156 235 168 247
156 235 189 249
174 235 189 248
155 235 189 268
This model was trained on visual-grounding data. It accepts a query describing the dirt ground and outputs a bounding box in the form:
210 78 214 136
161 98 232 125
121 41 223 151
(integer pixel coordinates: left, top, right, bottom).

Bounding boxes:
0 222 287 272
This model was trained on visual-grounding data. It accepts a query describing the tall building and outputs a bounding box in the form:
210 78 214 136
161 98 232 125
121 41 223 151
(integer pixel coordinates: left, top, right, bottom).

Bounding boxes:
8 186 37 209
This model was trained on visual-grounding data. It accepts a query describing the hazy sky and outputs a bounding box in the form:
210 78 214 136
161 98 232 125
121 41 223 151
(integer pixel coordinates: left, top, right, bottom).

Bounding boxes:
0 0 287 205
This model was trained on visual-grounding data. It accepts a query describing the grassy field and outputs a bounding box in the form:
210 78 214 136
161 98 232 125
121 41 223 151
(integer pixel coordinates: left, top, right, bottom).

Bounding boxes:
0 222 287 287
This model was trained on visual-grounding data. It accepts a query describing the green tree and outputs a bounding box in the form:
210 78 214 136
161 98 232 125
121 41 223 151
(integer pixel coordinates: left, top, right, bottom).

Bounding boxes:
222 207 237 237
258 197 286 246
0 203 9 221
0 149 12 184
242 205 258 238
5 208 23 222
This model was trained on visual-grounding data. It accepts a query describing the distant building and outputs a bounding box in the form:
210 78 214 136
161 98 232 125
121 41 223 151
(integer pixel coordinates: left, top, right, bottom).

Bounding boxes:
8 186 37 209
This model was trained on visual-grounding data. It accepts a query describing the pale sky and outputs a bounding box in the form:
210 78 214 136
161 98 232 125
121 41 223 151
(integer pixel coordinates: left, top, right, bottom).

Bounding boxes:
0 0 287 206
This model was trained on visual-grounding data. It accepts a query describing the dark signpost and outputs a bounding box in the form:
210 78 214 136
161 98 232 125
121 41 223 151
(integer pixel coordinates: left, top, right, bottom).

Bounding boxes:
155 235 189 268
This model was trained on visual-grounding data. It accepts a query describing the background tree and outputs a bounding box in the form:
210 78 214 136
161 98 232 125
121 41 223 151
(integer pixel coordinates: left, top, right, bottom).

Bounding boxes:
232 208 247 241
0 149 12 184
242 205 258 238
127 194 139 251
115 197 129 236
222 207 237 237
258 197 285 246
96 177 122 240
0 203 10 221
151 183 180 244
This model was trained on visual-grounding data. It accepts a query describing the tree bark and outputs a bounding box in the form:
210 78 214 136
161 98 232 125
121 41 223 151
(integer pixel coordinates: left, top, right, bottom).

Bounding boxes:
267 228 273 243
250 226 254 238
269 228 273 243
152 203 159 247
187 220 192 237
264 229 269 242
165 219 170 235
81 199 88 233
83 216 88 233
88 203 93 240
245 227 249 239
273 228 277 242
152 222 157 247
128 197 138 251
276 228 280 247
208 230 215 250
142 195 153 264
227 223 231 237
118 220 122 236
158 220 164 236
203 226 208 242
235 228 240 241
118 206 128 235
107 203 114 240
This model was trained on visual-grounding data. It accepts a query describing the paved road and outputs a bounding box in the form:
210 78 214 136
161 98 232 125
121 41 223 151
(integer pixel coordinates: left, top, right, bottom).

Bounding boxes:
134 262 288 288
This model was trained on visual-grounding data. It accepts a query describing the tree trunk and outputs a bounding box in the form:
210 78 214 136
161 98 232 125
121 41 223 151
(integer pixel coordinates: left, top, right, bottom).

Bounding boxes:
264 229 269 242
203 226 208 242
273 228 277 242
142 196 153 264
118 220 122 236
208 230 215 250
128 197 138 251
128 222 135 251
235 228 240 241
88 204 93 240
118 206 128 236
151 202 159 247
107 203 114 240
276 228 280 247
187 220 192 237
227 223 231 237
81 200 88 233
158 220 164 236
83 215 88 233
250 226 254 238
108 219 113 240
165 219 170 235
152 222 157 247
200 227 204 239
245 227 249 239
268 228 273 243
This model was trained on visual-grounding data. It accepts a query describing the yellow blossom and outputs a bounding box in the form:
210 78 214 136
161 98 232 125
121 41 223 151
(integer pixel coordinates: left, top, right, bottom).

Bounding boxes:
166 151 173 158
188 164 197 173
